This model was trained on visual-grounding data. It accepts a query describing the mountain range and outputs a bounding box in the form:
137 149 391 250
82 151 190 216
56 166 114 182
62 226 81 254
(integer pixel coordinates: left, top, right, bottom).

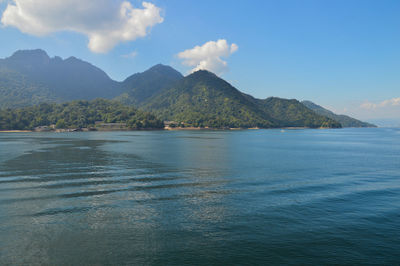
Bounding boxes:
0 49 375 128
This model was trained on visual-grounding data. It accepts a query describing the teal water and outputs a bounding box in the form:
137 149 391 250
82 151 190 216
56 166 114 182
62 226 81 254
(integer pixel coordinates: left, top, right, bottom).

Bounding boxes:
0 128 399 265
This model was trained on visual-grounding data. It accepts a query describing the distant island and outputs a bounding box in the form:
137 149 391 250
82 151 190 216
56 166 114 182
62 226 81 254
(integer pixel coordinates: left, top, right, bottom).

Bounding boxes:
0 49 376 130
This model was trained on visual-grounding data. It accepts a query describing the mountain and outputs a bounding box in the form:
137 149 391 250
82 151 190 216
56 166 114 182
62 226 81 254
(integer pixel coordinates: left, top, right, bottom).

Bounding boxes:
117 64 183 105
0 49 346 129
0 49 120 108
0 50 184 109
0 67 62 108
143 70 341 128
245 96 341 128
302 100 376 127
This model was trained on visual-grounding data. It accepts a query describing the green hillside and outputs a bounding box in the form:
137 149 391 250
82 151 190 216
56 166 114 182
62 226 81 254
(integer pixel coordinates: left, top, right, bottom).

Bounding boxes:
302 100 376 127
0 67 62 108
0 50 184 109
0 49 355 129
244 96 341 128
0 99 164 130
0 49 121 106
144 70 341 128
117 64 183 105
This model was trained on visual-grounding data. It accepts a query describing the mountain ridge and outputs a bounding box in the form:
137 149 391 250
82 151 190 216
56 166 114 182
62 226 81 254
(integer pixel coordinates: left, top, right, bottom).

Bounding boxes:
143 70 341 128
118 63 183 105
0 49 182 108
302 100 376 127
0 49 120 105
0 49 372 128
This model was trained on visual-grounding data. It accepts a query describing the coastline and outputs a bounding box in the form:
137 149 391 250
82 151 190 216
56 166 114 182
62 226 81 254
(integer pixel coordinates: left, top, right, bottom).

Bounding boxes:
0 130 33 133
0 126 347 133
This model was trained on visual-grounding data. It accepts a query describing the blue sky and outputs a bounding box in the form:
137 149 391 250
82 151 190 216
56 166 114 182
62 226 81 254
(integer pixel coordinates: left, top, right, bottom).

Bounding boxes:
0 0 399 123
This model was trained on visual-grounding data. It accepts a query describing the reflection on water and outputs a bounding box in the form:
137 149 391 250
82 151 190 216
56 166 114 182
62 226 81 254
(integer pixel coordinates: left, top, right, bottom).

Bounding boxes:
0 129 399 264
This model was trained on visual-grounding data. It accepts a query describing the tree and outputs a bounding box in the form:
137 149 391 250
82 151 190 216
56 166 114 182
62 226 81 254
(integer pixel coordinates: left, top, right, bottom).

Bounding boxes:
56 119 66 129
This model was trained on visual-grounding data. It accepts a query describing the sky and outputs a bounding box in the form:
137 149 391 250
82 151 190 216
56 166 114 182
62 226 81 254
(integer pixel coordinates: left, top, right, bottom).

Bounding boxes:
0 0 399 124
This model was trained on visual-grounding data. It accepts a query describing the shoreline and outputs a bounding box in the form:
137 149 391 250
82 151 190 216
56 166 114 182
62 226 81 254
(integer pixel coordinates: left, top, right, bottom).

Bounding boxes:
0 126 346 133
0 130 33 133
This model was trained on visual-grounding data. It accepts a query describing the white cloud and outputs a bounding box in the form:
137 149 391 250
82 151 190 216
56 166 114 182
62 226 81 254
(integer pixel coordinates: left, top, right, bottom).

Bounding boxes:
178 39 238 75
337 98 400 122
1 0 163 53
121 50 138 58
360 97 400 110
360 102 378 110
380 98 400 107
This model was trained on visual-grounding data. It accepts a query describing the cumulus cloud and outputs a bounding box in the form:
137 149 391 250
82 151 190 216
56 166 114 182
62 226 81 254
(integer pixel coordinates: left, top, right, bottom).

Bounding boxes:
121 50 138 58
1 0 163 53
178 39 238 75
360 97 400 110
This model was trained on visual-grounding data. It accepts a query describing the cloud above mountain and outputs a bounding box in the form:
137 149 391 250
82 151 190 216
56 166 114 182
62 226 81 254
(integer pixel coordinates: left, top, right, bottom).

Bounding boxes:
361 97 400 110
178 39 238 75
1 0 163 53
121 50 138 58
346 97 400 121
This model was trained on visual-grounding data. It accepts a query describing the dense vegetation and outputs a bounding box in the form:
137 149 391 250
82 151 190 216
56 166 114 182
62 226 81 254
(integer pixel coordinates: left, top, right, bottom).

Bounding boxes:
302 100 376 127
1 49 375 130
116 64 183 105
0 67 62 108
247 97 342 128
0 49 120 107
0 50 182 108
144 70 341 128
0 99 164 130
143 70 275 128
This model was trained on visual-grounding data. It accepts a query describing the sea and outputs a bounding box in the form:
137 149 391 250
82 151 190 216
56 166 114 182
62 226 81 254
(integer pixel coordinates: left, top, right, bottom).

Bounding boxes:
0 128 399 265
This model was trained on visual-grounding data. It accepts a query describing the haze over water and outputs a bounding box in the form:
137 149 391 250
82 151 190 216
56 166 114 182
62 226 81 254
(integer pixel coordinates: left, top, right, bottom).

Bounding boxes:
0 128 399 265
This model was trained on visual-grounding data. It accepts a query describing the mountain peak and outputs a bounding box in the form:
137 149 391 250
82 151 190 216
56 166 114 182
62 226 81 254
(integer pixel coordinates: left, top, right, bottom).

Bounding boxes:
65 56 79 61
11 49 48 56
0 49 119 103
143 68 341 128
185 69 225 85
120 64 183 104
64 56 87 64
8 49 50 64
144 64 183 77
149 63 170 70
189 69 217 77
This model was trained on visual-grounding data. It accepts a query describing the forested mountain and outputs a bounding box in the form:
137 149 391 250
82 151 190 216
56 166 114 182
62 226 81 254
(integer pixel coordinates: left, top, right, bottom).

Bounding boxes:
0 67 62 108
0 50 184 109
0 99 164 130
117 64 183 105
302 100 376 127
0 49 373 129
245 96 341 128
143 70 341 128
143 70 275 128
0 49 120 106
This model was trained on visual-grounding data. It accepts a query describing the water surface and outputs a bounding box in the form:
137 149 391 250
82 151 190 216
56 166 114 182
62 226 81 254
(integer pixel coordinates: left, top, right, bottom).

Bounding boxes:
0 128 399 264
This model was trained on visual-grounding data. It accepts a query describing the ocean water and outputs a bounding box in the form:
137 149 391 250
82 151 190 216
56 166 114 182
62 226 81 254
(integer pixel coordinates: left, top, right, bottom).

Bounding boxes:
0 128 399 265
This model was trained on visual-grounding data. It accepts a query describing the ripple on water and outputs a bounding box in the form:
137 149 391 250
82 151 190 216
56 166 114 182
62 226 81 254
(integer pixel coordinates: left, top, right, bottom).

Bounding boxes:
0 129 399 265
